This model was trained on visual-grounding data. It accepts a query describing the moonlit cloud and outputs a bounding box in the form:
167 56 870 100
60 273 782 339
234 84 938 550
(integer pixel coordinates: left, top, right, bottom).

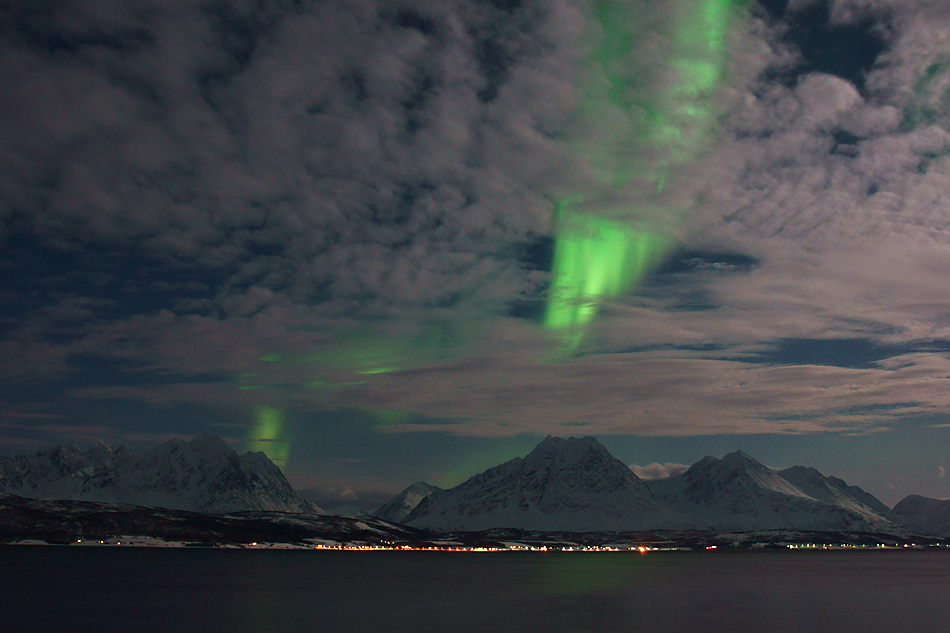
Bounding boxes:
1 0 583 317
3 1 950 503
630 462 689 480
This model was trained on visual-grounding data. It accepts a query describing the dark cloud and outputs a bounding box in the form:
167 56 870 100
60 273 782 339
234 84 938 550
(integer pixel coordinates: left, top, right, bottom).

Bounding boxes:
0 0 597 419
1 0 582 326
743 337 949 369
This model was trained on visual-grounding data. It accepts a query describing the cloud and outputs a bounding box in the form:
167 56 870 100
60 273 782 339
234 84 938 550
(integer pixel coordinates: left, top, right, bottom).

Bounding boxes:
939 466 946 479
0 1 599 410
630 462 689 480
4 0 950 446
0 0 585 320
286 347 950 437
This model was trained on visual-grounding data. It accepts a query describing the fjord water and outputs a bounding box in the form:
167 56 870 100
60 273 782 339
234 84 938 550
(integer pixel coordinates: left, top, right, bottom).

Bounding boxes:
3 547 950 632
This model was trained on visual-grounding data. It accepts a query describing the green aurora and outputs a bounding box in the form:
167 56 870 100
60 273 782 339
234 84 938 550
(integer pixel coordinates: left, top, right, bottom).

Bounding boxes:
544 0 744 347
247 405 290 468
242 1 748 460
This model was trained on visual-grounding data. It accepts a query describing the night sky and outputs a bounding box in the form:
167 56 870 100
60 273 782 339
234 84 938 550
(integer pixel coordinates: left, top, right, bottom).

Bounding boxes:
3 0 950 510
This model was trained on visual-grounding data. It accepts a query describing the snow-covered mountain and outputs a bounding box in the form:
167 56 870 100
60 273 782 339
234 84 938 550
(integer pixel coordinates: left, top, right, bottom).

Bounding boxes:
405 436 659 531
778 465 898 524
0 432 320 514
892 495 950 536
649 451 895 531
402 437 901 533
372 481 442 523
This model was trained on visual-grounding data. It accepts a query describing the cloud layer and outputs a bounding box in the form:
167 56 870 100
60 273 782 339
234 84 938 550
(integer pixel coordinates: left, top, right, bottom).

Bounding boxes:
3 0 950 448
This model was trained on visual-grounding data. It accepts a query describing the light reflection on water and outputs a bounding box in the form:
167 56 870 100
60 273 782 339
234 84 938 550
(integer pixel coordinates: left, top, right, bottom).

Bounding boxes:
3 548 950 632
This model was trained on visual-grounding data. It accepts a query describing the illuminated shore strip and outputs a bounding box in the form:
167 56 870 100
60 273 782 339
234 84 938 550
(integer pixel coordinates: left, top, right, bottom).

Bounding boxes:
313 545 668 554
39 539 945 551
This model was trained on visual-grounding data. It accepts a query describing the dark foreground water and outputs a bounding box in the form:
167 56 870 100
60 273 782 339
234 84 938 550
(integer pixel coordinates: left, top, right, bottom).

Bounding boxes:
3 547 950 633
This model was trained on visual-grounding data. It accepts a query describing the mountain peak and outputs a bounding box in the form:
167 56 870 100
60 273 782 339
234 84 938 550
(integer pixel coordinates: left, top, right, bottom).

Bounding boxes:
406 481 438 492
691 455 719 470
780 465 824 482
398 440 900 533
525 435 608 464
405 435 656 531
373 481 442 523
780 464 896 522
0 434 317 514
719 449 759 466
893 494 950 536
187 431 231 456
686 450 769 477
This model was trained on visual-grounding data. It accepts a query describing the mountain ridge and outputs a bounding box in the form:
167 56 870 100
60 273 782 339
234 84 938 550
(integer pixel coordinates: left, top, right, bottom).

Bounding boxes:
893 494 950 536
400 437 902 533
0 432 320 514
406 436 658 532
373 481 443 523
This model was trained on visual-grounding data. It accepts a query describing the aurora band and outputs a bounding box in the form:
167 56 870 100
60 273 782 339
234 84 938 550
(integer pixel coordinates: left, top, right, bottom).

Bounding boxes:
544 0 744 346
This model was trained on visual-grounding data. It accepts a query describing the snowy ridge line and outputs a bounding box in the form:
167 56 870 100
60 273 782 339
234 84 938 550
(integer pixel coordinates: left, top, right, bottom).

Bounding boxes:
389 436 931 534
0 432 319 514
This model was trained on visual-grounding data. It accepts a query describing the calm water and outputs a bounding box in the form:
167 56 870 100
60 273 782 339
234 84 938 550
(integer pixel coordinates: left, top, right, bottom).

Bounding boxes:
3 547 950 632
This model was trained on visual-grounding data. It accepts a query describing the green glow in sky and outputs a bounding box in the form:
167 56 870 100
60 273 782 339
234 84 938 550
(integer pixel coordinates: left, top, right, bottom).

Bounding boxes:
905 55 950 130
247 405 290 468
367 408 413 426
544 209 670 344
545 0 741 346
253 321 468 378
430 439 539 489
